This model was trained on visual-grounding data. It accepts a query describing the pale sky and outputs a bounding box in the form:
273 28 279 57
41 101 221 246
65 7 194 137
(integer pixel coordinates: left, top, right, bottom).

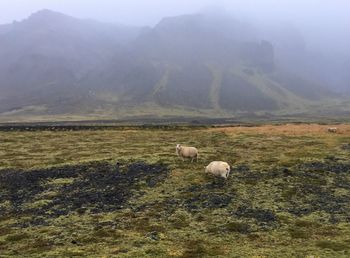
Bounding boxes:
1 0 349 55
0 0 349 28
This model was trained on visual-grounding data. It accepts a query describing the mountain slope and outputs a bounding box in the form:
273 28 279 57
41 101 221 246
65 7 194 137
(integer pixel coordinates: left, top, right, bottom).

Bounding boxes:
85 13 333 111
0 10 140 106
0 10 343 120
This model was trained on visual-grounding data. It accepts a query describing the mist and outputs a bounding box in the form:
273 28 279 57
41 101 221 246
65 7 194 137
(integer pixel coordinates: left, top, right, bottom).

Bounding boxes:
0 0 349 119
1 0 349 27
1 0 349 53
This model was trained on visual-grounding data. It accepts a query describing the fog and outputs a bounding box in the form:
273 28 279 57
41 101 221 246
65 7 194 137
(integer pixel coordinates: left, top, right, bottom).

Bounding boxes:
1 0 349 28
0 0 349 117
1 0 349 52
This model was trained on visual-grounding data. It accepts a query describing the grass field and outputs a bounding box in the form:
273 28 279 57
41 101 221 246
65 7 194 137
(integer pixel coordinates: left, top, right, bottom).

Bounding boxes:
0 124 350 257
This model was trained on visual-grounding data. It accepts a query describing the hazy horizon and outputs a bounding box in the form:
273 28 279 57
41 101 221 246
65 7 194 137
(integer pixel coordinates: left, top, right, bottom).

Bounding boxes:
1 0 349 28
2 1 349 55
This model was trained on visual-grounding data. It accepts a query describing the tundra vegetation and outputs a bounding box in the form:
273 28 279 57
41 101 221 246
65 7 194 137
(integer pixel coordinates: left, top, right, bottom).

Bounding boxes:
0 123 350 257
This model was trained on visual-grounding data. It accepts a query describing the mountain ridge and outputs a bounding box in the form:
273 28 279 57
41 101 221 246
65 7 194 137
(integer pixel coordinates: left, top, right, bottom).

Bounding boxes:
0 9 347 121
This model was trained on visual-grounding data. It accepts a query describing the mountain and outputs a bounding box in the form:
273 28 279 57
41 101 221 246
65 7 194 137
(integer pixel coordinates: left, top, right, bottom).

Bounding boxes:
0 10 141 114
261 23 350 93
82 13 335 112
0 10 346 121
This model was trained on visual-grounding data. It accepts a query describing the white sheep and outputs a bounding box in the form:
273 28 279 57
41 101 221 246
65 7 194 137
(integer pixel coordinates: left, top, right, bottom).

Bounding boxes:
328 127 338 133
205 161 231 179
176 144 198 162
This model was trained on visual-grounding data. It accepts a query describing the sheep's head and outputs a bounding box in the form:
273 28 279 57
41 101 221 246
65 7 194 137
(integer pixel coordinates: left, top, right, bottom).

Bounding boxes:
176 144 181 154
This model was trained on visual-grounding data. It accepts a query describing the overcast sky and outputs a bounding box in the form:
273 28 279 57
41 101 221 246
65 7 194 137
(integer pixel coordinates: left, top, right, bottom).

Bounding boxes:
0 0 349 54
0 0 349 28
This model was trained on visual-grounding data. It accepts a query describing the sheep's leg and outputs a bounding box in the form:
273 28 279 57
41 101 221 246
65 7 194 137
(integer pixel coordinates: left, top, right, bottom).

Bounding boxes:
191 158 194 163
225 168 230 179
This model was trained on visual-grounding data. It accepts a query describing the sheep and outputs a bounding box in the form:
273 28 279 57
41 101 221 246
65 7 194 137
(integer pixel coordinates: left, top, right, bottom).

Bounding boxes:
205 161 230 179
328 127 338 133
176 144 198 162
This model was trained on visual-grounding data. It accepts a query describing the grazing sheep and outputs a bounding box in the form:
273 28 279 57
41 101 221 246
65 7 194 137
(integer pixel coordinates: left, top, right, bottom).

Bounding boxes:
205 161 230 179
328 127 338 133
176 144 198 162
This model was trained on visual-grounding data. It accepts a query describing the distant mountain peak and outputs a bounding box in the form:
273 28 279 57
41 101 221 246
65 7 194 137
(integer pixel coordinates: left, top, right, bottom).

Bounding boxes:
155 13 210 29
155 12 237 29
26 9 75 24
30 9 66 17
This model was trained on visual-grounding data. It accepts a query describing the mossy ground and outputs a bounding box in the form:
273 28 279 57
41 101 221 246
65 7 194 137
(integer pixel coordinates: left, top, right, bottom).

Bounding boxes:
0 124 350 257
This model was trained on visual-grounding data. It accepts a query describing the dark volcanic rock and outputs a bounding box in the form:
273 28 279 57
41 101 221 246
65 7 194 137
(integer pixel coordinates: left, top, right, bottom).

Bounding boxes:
180 182 235 212
184 193 234 211
341 143 350 151
0 161 169 221
232 206 277 223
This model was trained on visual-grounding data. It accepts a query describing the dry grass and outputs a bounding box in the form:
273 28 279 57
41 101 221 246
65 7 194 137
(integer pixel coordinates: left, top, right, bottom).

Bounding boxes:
210 123 350 136
0 123 349 257
1 124 349 170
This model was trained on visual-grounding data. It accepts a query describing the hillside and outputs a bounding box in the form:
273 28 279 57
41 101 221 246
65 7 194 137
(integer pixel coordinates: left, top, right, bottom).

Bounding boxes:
0 10 347 121
0 10 141 115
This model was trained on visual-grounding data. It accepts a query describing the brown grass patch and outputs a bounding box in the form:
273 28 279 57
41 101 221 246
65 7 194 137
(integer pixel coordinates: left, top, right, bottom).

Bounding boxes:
209 123 350 136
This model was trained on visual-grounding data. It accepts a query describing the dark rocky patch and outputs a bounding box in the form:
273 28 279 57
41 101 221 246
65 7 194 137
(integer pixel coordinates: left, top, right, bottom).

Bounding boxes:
0 161 169 224
232 206 277 223
181 182 235 212
341 143 350 151
234 164 251 173
184 193 234 211
282 161 350 217
297 161 350 174
146 231 160 241
334 175 350 190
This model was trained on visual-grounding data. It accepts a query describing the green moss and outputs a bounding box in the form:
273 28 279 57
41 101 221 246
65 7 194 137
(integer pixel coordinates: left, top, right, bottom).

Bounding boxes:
295 219 320 228
29 238 54 252
47 178 75 185
0 200 12 210
169 210 191 229
282 187 297 200
23 199 52 209
289 227 309 239
60 249 86 256
315 240 350 251
181 239 225 258
92 229 122 239
5 233 30 242
0 124 350 257
0 227 12 236
225 221 251 234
